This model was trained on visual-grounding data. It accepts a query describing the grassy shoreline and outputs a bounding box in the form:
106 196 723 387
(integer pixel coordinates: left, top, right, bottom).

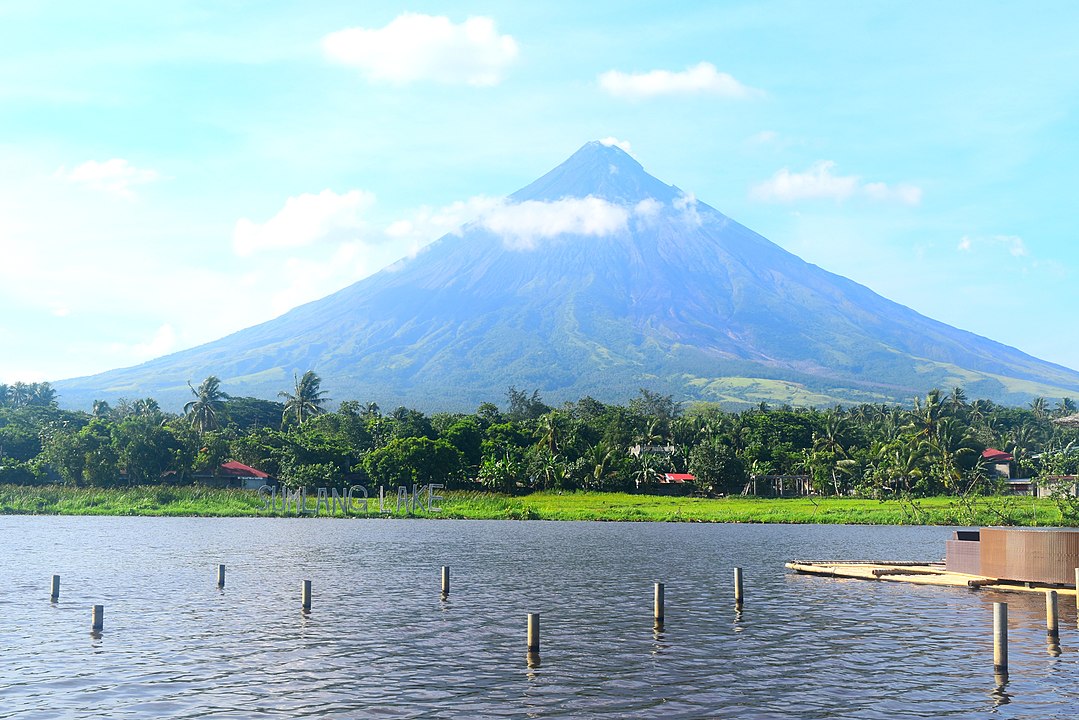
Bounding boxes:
0 484 1069 526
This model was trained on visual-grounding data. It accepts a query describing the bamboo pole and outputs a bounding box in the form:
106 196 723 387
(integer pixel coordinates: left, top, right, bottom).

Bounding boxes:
1046 590 1059 639
527 613 540 653
654 582 664 625
50 575 60 602
441 566 450 597
734 567 744 607
302 580 312 612
91 605 104 632
217 564 226 588
993 602 1008 674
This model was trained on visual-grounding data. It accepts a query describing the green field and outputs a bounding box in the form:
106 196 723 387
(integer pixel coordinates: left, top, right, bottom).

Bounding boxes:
0 484 1068 527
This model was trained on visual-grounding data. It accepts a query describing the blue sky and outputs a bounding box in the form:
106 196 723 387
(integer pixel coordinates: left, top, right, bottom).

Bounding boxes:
2 1 1078 388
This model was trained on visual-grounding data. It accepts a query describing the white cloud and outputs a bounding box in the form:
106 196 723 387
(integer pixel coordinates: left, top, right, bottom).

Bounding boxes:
388 196 502 239
864 181 923 205
322 13 518 86
599 62 758 100
958 234 1028 257
748 130 778 145
385 195 502 255
599 137 633 154
59 159 160 199
478 196 631 250
132 324 178 360
634 198 662 219
751 161 922 205
233 189 375 256
673 193 702 227
632 198 664 229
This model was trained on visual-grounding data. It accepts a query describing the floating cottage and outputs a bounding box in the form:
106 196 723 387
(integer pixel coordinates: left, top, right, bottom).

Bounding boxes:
788 527 1079 597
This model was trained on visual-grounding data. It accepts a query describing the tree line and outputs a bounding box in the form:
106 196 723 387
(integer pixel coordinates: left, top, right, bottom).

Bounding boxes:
2 376 1078 499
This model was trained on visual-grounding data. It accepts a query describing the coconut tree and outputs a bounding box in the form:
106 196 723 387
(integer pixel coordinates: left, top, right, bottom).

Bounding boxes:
184 376 227 434
948 387 969 417
1054 398 1077 418
812 415 852 495
280 371 329 426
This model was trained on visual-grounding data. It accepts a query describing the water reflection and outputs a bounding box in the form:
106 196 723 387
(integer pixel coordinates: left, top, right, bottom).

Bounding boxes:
1046 635 1062 657
991 673 1011 707
4 517 1079 718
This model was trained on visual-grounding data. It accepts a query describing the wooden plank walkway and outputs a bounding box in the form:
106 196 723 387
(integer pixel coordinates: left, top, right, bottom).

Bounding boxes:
786 561 1079 596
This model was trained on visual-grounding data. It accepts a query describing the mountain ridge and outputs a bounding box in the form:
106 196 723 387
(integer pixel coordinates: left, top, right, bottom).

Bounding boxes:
54 142 1079 411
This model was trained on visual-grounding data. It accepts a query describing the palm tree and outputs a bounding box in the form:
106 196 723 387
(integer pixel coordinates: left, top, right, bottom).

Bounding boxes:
280 371 329 426
538 412 562 454
184 376 227 433
910 389 945 440
9 382 31 408
948 387 969 417
812 415 850 495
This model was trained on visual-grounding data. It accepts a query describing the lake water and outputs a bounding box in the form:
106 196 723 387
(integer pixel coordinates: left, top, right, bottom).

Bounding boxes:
2 517 1077 719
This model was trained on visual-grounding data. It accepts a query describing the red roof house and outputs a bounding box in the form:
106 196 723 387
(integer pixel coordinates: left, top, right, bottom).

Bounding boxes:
983 448 1013 479
218 461 270 480
982 448 1014 463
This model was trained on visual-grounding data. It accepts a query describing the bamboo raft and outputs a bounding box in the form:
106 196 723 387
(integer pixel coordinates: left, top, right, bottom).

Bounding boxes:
788 528 1079 596
786 560 1079 596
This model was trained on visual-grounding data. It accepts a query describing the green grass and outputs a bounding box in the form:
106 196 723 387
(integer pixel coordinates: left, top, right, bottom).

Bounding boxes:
0 484 1070 526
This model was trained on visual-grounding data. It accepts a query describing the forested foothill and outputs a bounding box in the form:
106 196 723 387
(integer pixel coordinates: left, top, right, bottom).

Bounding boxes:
3 376 1079 514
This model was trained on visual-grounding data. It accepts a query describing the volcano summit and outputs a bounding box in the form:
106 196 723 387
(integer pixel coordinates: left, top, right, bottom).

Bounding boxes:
55 141 1079 410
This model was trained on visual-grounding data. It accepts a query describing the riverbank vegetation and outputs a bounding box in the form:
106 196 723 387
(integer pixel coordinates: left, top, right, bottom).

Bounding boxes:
0 485 1066 526
2 378 1079 524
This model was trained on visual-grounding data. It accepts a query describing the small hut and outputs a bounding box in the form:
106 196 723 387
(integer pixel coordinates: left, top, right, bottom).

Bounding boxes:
1053 413 1079 428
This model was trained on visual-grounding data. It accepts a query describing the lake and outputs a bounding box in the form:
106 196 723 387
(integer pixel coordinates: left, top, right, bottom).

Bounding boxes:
2 517 1076 718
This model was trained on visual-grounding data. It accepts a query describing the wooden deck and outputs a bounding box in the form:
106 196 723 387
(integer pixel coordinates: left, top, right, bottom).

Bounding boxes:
786 560 1079 597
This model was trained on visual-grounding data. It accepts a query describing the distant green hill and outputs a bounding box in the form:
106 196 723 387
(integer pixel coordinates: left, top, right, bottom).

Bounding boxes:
54 142 1079 411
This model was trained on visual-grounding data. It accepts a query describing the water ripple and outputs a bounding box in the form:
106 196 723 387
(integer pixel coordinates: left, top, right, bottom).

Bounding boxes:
3 518 1078 718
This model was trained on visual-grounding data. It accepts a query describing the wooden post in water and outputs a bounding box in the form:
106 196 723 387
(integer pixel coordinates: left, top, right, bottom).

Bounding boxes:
441 566 450 597
654 582 665 625
217 564 226 588
1046 590 1059 639
91 605 104 632
734 567 744 607
50 575 60 602
527 613 540 653
993 602 1008 673
302 580 312 612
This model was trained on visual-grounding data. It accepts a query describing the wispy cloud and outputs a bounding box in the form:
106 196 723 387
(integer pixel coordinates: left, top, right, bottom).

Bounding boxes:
111 323 178 361
751 161 922 205
322 13 518 86
958 234 1028 257
478 196 631 249
59 159 161 199
233 189 375 256
385 195 502 254
598 137 634 155
599 62 758 100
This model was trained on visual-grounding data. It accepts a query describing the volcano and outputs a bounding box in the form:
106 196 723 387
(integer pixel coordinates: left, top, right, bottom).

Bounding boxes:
54 141 1079 410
